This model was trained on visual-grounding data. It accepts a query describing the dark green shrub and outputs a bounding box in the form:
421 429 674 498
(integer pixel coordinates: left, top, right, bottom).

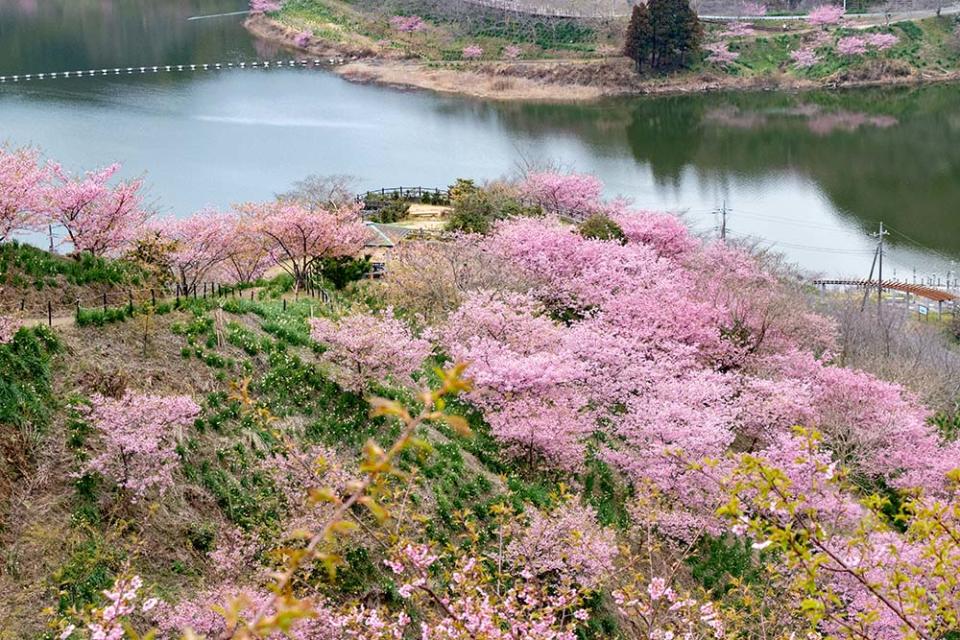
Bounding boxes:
687 534 764 594
374 200 410 224
317 256 372 290
579 214 627 244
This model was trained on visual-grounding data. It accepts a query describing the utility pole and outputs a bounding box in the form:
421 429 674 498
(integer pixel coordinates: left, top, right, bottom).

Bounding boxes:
718 201 728 241
870 221 889 315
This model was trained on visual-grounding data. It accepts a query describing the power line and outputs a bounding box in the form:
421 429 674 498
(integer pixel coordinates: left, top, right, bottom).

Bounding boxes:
727 231 876 255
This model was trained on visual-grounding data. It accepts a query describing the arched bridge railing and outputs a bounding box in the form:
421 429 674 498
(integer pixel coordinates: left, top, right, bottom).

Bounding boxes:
357 187 451 210
813 279 958 303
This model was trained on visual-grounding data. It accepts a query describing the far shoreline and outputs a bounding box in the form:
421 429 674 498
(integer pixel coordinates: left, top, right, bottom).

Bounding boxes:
245 14 960 103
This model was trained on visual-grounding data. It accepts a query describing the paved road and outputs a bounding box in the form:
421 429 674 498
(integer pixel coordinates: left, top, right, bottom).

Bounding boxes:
463 0 960 20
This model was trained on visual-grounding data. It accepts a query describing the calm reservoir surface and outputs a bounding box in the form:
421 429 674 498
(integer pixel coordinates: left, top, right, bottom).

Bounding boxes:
2 0 960 278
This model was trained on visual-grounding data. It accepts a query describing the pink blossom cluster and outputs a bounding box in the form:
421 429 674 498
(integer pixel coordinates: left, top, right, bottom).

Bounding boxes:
258 444 352 532
389 15 426 32
293 30 311 47
505 502 618 588
154 562 585 639
462 44 484 59
67 575 158 640
789 47 819 68
612 577 725 638
148 209 239 289
807 4 845 26
0 316 23 345
502 44 522 59
836 35 868 56
309 310 432 392
866 31 898 50
0 146 153 257
704 41 740 65
517 171 604 220
79 392 200 499
46 162 149 257
0 146 48 243
249 0 283 14
725 434 960 638
239 200 369 288
431 174 958 534
207 526 260 580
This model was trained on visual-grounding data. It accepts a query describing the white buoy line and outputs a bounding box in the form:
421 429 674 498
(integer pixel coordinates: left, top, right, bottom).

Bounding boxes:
0 58 349 84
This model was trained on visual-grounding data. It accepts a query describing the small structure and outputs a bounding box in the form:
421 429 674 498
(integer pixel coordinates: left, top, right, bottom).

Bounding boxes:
363 222 397 277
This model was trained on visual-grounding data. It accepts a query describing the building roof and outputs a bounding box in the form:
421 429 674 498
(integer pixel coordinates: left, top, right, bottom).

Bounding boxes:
364 222 396 248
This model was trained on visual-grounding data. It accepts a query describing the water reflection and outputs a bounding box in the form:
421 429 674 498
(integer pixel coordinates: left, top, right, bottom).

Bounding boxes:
0 0 255 75
487 86 960 264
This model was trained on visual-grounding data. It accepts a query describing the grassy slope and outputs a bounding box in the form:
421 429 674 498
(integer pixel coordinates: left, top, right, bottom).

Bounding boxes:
0 271 594 635
265 0 960 93
0 242 157 317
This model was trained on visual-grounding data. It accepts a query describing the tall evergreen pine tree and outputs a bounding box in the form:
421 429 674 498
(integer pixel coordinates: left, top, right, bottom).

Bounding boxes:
624 0 702 73
624 4 652 73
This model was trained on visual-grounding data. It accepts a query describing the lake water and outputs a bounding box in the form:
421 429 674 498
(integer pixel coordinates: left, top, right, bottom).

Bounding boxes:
2 0 959 279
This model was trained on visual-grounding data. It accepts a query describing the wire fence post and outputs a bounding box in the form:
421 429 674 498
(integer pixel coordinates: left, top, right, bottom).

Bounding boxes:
151 289 156 307
47 301 52 327
102 292 108 312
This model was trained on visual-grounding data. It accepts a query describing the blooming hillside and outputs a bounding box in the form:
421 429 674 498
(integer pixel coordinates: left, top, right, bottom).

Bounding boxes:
1 152 959 639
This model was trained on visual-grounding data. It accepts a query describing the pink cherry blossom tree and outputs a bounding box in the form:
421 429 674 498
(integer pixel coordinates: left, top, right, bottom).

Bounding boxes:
790 47 819 68
45 163 150 257
249 0 282 14
0 146 48 243
150 210 238 289
309 310 432 392
506 501 618 588
808 4 844 27
462 44 484 59
836 36 867 56
502 44 522 59
239 200 368 289
517 171 603 220
704 42 739 65
389 15 426 32
79 392 200 499
866 32 898 50
220 216 272 285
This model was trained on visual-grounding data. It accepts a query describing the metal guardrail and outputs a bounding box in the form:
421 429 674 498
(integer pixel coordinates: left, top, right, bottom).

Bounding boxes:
813 279 959 302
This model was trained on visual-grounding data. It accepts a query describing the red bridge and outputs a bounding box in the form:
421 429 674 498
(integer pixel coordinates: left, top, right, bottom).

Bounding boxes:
813 279 958 303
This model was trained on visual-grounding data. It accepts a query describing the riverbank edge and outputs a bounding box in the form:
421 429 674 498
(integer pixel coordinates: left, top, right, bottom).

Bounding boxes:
245 15 960 102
